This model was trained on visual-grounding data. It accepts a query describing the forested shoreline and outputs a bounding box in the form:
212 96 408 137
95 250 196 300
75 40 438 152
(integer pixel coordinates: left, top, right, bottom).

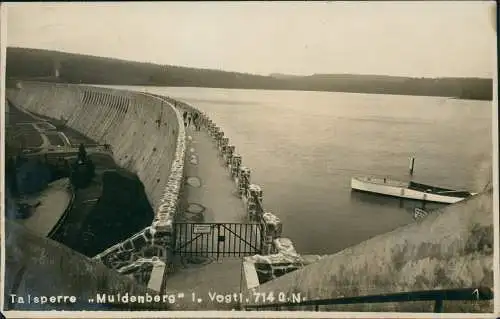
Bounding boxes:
6 47 493 100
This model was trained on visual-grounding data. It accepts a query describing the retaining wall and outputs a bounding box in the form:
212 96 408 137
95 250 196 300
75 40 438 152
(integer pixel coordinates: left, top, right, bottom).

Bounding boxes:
4 220 170 311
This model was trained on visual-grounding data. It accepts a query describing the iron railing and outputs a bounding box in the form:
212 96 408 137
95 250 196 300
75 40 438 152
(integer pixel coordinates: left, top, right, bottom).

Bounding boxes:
47 183 76 239
173 222 262 258
243 287 493 312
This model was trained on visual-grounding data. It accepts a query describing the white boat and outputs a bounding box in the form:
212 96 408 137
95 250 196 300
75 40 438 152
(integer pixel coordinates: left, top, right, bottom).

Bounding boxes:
351 176 476 204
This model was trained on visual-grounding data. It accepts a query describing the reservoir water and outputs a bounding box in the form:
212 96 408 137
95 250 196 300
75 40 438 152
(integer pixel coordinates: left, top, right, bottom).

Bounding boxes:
104 85 492 255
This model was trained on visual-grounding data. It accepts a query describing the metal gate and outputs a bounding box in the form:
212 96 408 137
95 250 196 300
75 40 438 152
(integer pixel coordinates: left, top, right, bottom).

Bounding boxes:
173 222 263 258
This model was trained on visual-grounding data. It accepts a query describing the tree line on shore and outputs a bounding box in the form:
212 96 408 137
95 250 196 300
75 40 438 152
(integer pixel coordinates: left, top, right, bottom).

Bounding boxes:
6 47 493 100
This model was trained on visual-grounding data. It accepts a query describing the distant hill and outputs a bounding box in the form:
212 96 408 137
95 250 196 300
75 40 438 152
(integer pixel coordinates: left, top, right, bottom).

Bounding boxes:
5 47 493 100
269 73 302 79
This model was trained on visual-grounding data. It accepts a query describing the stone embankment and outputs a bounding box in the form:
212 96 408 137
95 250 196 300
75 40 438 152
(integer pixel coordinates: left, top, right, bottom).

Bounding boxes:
243 188 494 312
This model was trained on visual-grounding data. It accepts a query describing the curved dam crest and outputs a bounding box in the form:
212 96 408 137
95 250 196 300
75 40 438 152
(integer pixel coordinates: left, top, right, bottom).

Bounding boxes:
6 81 187 297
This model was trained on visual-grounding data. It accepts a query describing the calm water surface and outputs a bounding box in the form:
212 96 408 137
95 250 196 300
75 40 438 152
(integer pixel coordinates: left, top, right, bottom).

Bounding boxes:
104 85 492 255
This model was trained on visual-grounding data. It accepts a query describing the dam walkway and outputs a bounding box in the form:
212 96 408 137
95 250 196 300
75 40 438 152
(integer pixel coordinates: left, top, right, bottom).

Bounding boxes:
162 124 250 310
180 126 247 223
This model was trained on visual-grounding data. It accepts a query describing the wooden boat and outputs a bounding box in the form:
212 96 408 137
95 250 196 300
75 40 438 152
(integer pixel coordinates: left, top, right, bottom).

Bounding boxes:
350 176 476 204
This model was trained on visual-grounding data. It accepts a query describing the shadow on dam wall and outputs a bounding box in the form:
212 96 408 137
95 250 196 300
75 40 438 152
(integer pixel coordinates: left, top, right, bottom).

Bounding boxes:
54 169 155 257
4 99 156 257
6 82 178 258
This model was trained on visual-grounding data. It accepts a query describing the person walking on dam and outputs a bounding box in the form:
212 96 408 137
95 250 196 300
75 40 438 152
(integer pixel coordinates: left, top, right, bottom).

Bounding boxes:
193 112 200 131
183 111 188 127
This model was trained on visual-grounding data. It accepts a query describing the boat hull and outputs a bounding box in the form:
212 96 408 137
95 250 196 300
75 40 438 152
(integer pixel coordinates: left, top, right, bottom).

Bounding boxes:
350 177 467 204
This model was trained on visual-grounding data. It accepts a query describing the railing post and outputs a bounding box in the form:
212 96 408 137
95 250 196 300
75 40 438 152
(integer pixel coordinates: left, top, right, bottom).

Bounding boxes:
261 211 282 255
217 131 224 148
221 137 229 155
216 128 221 141
213 126 218 139
216 224 221 260
247 184 262 220
231 154 241 178
433 299 443 313
208 121 214 135
212 125 219 139
215 129 221 143
225 145 235 167
238 166 250 197
213 125 218 139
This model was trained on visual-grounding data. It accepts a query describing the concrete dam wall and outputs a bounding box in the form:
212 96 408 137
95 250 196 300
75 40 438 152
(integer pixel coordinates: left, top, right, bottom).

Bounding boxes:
6 82 187 291
7 82 180 211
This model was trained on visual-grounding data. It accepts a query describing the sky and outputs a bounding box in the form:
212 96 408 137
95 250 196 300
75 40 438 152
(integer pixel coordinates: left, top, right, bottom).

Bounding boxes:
3 1 496 78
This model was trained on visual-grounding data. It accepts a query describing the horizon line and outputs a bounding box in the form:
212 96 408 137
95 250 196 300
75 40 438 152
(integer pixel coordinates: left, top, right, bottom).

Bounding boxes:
7 45 494 80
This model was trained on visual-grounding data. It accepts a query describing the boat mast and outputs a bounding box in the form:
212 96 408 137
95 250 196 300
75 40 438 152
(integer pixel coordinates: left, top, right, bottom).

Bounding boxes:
409 157 415 176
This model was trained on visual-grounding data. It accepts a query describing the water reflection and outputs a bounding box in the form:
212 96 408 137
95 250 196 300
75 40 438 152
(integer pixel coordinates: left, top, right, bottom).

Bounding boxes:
349 190 447 216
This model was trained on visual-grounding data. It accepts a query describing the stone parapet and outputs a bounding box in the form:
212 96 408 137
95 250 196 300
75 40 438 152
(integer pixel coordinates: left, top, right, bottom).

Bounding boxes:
173 100 309 289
